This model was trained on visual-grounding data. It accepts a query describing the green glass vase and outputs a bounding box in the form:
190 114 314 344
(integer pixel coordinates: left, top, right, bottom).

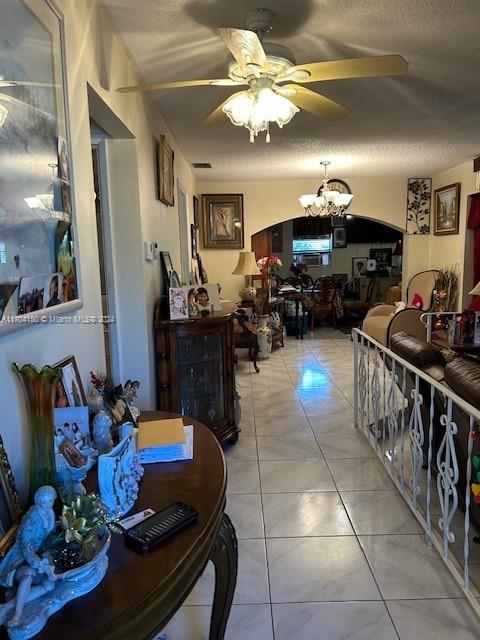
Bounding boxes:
13 363 61 502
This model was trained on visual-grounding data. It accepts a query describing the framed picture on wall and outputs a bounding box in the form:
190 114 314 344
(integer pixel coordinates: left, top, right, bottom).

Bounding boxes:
201 194 244 249
0 0 81 331
193 195 199 226
157 135 175 206
369 248 392 266
333 227 347 248
434 182 461 235
352 257 368 278
190 224 198 256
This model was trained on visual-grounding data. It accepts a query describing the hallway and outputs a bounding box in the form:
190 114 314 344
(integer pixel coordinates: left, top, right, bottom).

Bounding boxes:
163 332 479 639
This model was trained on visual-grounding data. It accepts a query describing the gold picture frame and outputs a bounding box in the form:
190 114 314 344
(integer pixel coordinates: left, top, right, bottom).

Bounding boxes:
434 182 461 236
0 433 22 556
201 194 244 249
158 135 175 206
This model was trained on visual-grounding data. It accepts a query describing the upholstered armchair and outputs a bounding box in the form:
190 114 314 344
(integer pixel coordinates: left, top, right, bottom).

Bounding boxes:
362 269 439 347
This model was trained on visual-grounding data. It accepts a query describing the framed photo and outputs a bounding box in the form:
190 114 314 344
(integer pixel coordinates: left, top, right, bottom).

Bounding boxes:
191 224 198 256
193 195 199 227
53 356 87 407
201 194 244 249
0 434 22 554
369 248 392 266
333 227 347 248
53 406 91 470
352 257 368 278
406 178 431 235
169 287 188 320
157 135 175 206
434 182 461 235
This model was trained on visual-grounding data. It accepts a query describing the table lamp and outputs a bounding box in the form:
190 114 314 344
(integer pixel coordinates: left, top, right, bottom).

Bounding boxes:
232 251 260 302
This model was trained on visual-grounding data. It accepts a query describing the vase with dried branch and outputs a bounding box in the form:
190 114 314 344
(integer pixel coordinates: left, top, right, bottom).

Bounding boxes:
434 265 459 312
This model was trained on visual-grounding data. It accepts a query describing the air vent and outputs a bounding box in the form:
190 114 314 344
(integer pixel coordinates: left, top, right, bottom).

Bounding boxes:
192 162 212 169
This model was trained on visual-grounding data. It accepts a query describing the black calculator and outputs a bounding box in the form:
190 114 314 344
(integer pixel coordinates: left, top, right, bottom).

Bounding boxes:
123 502 199 553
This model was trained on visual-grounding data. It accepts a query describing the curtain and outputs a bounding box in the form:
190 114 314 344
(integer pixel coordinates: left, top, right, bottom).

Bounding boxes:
468 193 480 309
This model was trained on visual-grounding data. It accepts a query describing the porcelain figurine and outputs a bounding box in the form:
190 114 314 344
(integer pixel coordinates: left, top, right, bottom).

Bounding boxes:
93 410 113 454
0 486 57 630
98 432 142 519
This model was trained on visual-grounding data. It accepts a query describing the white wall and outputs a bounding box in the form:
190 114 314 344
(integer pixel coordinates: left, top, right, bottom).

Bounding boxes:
1 0 196 498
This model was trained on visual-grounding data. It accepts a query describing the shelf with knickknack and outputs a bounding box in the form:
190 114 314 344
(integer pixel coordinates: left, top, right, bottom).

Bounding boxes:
153 298 240 445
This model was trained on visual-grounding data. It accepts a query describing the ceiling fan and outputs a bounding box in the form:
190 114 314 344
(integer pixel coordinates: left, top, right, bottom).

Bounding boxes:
117 8 408 143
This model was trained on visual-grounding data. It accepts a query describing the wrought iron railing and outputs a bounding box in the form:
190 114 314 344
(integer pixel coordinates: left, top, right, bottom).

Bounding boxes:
353 327 480 616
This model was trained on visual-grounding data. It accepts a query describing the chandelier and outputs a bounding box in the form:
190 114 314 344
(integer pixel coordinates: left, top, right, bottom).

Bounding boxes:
299 161 354 217
222 78 299 143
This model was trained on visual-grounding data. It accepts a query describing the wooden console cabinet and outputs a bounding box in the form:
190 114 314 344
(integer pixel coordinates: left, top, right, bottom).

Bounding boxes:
153 300 240 444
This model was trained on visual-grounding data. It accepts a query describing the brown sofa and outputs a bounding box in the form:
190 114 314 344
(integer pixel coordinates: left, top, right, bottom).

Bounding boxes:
362 269 439 347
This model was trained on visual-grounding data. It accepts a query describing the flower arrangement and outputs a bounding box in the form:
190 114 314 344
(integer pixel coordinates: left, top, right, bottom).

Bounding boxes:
257 255 283 278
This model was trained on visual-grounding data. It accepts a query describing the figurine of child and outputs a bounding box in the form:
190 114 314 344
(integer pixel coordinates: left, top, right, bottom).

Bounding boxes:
0 486 57 628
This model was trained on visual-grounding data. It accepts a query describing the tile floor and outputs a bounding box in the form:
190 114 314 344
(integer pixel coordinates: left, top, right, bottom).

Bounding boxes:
163 329 480 640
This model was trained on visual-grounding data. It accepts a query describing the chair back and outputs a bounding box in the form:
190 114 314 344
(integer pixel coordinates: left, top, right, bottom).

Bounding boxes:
406 270 439 311
299 273 314 290
365 276 378 305
284 276 302 288
313 277 336 303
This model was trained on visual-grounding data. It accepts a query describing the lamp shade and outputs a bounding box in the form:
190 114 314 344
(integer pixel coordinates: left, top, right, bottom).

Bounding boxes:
470 281 480 295
232 251 261 276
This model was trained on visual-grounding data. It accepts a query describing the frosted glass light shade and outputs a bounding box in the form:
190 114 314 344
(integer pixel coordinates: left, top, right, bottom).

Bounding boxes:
232 251 260 276
299 194 316 208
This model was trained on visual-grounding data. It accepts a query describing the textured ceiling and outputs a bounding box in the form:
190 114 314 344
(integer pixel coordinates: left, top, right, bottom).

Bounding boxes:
101 0 480 181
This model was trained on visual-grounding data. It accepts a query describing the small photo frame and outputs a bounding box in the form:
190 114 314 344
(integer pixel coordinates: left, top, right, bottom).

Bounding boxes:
186 283 221 313
367 259 377 272
157 135 175 206
434 182 461 236
201 194 244 249
169 287 189 320
333 227 347 248
53 406 91 467
352 257 368 278
53 356 87 407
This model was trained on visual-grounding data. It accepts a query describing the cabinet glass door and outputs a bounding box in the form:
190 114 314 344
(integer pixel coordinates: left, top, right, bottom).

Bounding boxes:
176 334 225 425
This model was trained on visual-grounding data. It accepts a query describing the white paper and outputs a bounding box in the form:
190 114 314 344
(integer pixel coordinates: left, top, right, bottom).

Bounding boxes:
139 425 193 463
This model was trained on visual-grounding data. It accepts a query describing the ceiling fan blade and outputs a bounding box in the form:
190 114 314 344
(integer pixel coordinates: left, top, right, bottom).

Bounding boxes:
117 78 243 93
280 84 350 121
215 28 267 75
203 90 248 127
282 55 408 84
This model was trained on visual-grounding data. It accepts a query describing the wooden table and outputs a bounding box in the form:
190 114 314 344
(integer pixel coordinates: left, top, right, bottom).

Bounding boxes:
28 412 238 640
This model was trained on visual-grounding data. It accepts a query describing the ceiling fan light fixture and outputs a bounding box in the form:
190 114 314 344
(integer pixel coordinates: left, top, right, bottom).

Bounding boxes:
222 83 298 143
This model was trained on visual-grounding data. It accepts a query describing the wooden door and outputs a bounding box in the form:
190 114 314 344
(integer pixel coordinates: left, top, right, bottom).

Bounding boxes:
251 229 271 260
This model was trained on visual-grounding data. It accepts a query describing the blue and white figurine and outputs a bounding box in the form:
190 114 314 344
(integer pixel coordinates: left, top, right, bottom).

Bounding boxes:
93 410 113 454
0 485 111 640
0 486 57 632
